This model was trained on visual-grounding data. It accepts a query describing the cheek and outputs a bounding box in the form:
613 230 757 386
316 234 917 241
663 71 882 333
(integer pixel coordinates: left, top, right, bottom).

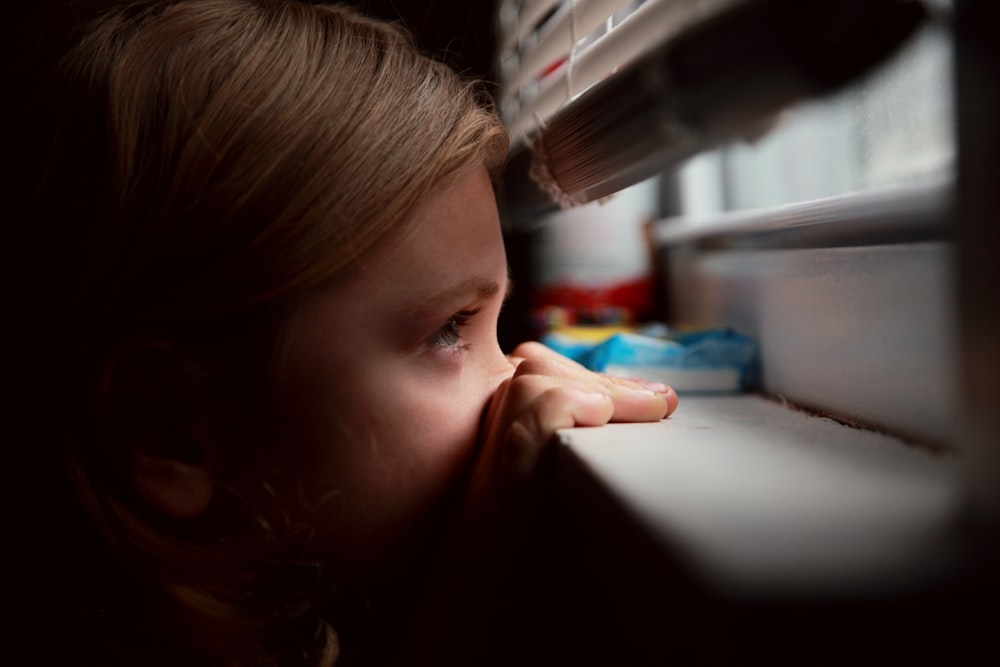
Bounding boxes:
350 372 485 492
285 367 489 561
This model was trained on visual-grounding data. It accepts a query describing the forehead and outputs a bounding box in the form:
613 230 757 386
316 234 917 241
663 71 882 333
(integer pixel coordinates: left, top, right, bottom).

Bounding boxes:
297 165 505 321
364 165 505 295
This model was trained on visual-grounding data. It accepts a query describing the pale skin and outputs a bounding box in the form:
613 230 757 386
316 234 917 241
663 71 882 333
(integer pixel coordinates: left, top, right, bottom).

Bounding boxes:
272 164 678 569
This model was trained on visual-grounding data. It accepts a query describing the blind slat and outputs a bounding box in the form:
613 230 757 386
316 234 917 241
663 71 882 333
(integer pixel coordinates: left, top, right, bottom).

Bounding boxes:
503 0 632 95
505 0 733 141
499 0 560 53
501 0 929 216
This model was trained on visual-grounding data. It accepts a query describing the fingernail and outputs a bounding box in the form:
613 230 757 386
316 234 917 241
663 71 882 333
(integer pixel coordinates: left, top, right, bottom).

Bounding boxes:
639 381 670 395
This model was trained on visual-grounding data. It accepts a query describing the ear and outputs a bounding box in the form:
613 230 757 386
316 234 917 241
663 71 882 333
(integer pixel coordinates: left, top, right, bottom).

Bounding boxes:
101 339 215 520
129 449 213 520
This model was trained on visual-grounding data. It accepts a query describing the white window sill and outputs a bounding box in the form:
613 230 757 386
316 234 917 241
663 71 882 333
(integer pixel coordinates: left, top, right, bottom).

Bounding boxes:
555 394 965 598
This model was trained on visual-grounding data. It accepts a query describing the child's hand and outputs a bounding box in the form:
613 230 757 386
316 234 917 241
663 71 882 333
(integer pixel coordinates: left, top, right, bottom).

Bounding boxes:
465 341 677 515
412 342 677 660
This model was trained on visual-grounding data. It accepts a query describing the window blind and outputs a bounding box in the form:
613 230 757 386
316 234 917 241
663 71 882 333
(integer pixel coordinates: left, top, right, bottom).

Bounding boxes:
498 0 929 215
499 0 738 142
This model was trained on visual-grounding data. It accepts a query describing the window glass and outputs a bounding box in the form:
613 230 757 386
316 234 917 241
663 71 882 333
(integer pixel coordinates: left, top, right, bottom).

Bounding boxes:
676 1 954 217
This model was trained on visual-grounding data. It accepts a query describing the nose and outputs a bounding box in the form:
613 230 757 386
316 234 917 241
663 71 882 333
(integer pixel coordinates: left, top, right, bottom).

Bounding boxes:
485 339 517 391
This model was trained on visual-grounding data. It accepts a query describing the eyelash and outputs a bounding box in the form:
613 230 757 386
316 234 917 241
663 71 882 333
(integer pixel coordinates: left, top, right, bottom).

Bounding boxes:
429 309 479 351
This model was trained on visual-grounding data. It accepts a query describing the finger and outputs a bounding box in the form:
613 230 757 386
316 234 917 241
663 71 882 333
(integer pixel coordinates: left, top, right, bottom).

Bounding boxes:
616 376 679 412
474 375 614 496
504 386 614 481
663 384 679 417
510 343 677 419
511 359 670 422
600 383 671 422
485 371 608 437
600 375 679 419
510 340 587 370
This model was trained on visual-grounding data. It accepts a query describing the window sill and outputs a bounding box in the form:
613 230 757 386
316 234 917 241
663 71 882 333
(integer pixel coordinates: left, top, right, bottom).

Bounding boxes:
555 393 965 598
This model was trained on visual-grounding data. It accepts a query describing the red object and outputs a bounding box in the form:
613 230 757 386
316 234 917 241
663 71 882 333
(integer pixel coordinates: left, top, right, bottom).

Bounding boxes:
534 276 653 325
541 56 567 79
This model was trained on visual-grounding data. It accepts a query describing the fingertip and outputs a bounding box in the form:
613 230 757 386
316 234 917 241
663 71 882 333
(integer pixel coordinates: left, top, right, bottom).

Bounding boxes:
607 382 677 422
630 379 678 418
663 386 679 418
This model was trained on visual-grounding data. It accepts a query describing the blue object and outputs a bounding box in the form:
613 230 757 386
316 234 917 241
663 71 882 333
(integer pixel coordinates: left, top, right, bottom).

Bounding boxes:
541 327 759 394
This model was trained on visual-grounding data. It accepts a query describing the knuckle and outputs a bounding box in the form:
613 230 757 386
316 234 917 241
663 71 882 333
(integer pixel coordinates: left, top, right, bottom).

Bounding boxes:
512 356 556 378
511 341 548 360
513 353 582 380
504 371 551 403
538 386 576 414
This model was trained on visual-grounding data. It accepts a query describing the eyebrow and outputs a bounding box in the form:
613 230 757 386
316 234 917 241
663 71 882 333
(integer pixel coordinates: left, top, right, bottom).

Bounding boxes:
407 268 514 317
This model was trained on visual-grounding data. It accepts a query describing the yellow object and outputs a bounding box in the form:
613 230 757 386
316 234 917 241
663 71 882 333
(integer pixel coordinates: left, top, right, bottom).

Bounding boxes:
547 324 633 343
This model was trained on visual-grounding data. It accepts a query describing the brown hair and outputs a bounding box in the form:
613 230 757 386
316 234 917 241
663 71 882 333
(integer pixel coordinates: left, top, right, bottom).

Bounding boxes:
37 1 507 664
61 0 506 320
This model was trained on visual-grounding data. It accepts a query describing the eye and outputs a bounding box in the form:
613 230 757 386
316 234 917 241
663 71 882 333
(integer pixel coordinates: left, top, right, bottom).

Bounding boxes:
429 310 477 350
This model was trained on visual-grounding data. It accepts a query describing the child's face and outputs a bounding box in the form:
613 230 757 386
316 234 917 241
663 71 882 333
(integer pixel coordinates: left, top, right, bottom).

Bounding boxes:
274 165 515 565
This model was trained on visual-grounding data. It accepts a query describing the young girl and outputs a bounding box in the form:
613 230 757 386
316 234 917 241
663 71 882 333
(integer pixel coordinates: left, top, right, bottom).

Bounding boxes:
24 1 676 664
